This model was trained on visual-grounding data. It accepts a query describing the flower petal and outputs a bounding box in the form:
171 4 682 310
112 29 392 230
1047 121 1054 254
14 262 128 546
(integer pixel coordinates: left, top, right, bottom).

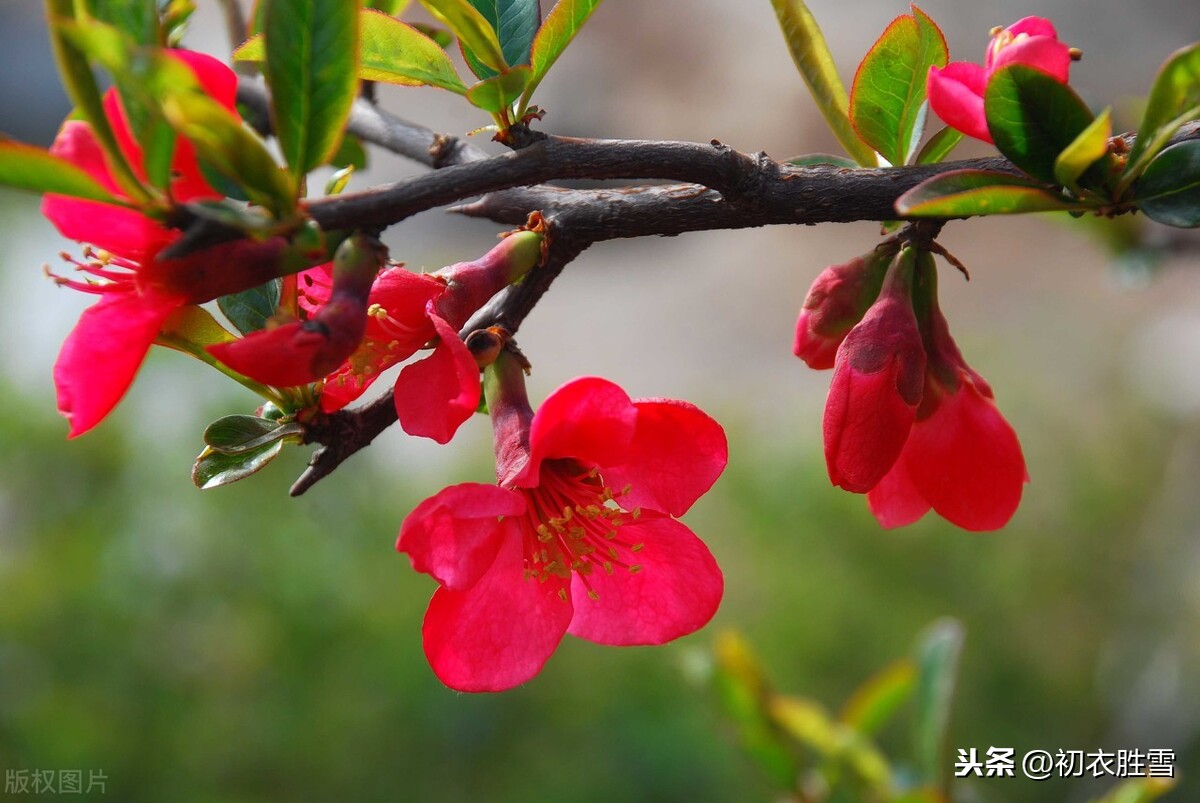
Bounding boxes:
990 36 1072 82
902 381 1027 531
866 459 931 529
422 534 573 692
515 377 638 487
394 310 480 444
567 513 722 646
927 63 992 143
398 483 526 591
42 122 174 261
207 322 330 388
602 399 728 517
54 289 183 438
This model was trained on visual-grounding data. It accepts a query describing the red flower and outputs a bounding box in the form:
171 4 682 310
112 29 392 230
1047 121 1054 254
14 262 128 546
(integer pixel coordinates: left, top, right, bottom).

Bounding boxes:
817 247 1027 530
216 231 543 444
41 50 271 437
397 360 727 692
794 245 895 370
928 17 1073 143
823 248 926 493
867 299 1027 531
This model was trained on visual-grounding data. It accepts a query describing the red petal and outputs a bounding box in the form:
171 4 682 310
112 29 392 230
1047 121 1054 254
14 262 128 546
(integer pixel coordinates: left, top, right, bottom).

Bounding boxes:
422 534 572 692
602 399 728 517
42 122 173 260
866 459 931 528
902 381 1027 531
1004 17 1059 42
567 513 722 646
398 483 526 591
207 323 329 388
54 290 183 437
990 36 1072 82
363 268 446 343
394 310 480 443
927 63 992 143
794 311 842 370
514 377 638 487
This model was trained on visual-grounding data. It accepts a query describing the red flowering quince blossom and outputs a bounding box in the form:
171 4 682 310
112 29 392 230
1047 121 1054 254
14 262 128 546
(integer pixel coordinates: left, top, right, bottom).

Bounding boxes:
815 246 1027 531
927 17 1073 143
42 50 282 437
397 357 727 692
794 244 895 370
211 231 543 444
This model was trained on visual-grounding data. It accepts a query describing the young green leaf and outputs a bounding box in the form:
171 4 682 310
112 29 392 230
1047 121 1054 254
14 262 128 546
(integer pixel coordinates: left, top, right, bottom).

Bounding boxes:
359 11 468 92
849 6 947 167
984 64 1095 183
769 0 876 167
466 66 532 113
159 91 295 216
366 0 412 13
1125 43 1200 178
418 0 507 72
45 3 150 202
1053 107 1112 193
204 415 303 454
0 139 125 204
839 658 917 737
915 125 962 165
193 440 284 489
238 11 470 94
520 0 604 108
85 0 160 46
913 619 964 794
468 0 540 67
219 280 283 336
897 169 1080 216
1132 140 1200 228
264 0 361 182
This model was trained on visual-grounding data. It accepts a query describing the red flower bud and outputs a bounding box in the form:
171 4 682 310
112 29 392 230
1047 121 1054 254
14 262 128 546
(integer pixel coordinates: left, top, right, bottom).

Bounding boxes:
794 244 895 369
823 247 926 493
928 17 1073 143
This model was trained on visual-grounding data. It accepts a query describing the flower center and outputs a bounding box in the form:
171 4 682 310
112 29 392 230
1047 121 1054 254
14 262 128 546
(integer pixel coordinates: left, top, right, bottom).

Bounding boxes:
988 30 1028 62
518 460 644 602
47 248 139 295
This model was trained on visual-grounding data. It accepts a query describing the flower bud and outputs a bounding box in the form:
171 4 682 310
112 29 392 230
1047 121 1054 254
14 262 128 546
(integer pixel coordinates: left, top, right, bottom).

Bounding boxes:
794 243 896 369
823 246 926 493
435 230 543 327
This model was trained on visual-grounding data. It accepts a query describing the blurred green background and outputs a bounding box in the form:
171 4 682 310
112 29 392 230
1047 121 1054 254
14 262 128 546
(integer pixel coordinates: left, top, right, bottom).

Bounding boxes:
3 1 1200 802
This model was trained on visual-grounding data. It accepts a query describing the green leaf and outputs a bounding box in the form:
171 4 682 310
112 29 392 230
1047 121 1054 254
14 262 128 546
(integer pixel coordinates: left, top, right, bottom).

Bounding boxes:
264 0 361 182
1054 107 1113 192
769 0 876 167
1088 777 1177 803
1133 140 1200 228
85 0 159 46
897 169 1080 216
468 0 540 67
359 11 468 93
768 695 839 753
418 0 507 72
840 658 917 737
45 5 150 202
411 22 454 49
1126 43 1200 177
849 6 947 166
218 280 282 335
711 632 798 792
158 305 236 351
984 64 1096 183
204 414 303 454
159 89 295 215
366 0 411 13
466 66 532 113
913 618 964 794
915 125 962 164
192 440 284 489
521 0 604 108
330 133 367 170
236 12 469 95
0 138 124 203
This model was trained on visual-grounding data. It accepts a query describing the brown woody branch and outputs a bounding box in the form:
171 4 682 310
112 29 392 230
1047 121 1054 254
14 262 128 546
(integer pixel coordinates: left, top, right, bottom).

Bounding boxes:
270 77 1198 495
